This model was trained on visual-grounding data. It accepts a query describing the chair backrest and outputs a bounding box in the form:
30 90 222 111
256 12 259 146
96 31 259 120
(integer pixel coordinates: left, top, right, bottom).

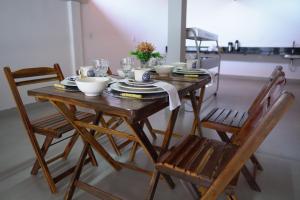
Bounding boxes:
3 64 65 132
248 65 285 114
202 91 295 200
233 66 286 145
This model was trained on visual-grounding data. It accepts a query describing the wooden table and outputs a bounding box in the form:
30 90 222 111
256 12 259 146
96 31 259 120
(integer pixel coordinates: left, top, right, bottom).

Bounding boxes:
28 75 210 199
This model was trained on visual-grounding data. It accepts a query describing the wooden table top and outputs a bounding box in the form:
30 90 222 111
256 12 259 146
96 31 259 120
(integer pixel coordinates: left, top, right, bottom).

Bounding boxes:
151 73 211 83
28 75 210 122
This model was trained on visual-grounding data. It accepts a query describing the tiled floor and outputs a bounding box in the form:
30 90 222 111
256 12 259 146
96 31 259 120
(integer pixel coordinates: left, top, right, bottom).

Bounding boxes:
0 76 299 200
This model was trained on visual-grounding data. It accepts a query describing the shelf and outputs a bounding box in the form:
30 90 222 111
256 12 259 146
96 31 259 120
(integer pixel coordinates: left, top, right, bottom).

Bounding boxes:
186 28 218 41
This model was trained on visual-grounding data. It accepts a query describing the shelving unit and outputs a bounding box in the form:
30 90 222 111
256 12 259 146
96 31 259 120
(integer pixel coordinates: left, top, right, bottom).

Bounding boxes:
186 27 221 99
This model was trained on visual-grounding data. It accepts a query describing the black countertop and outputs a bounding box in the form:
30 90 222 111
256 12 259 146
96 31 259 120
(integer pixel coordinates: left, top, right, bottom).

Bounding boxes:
186 46 300 56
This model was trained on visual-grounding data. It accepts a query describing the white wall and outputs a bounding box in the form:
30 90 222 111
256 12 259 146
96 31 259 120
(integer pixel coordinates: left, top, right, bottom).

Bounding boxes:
0 0 74 110
186 0 300 79
80 0 168 72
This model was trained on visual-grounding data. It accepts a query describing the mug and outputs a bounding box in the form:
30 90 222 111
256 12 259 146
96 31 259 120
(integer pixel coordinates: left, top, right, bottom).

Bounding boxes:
134 69 151 82
79 66 94 78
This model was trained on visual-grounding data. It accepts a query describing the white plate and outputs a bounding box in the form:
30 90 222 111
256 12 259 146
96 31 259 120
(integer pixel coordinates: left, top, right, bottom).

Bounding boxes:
118 82 160 90
60 76 79 87
61 79 77 87
110 83 165 94
125 79 158 87
173 68 208 75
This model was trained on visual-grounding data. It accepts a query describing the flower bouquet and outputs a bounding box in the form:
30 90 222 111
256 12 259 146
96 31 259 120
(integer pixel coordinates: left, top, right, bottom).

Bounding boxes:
130 41 161 68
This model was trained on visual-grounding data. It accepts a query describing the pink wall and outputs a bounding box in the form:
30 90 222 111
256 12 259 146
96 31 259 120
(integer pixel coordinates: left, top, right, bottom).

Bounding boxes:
81 0 168 72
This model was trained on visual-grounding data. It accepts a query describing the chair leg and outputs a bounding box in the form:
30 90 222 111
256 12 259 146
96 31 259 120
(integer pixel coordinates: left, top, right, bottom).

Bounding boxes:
241 166 261 192
62 132 79 160
226 194 238 200
199 186 208 197
107 134 122 156
31 136 53 175
250 155 264 171
162 173 175 189
216 131 231 143
29 132 57 193
217 131 262 192
129 142 139 162
180 181 201 199
146 170 161 200
217 131 263 171
87 147 98 166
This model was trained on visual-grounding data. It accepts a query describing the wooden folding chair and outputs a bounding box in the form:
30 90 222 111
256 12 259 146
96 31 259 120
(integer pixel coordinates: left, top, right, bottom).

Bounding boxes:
4 64 98 193
200 65 286 191
146 91 294 200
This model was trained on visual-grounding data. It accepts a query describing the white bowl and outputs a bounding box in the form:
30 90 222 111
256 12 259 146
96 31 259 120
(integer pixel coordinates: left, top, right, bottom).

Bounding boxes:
154 65 174 77
76 77 110 96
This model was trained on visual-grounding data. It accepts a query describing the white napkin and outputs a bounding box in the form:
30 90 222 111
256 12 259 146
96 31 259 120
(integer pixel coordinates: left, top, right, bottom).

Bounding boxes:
202 69 214 87
153 81 181 110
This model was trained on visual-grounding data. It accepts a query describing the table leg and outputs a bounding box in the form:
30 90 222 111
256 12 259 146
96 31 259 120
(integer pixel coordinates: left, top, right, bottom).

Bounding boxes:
50 101 121 171
190 86 206 136
160 107 180 154
64 142 91 200
144 118 157 140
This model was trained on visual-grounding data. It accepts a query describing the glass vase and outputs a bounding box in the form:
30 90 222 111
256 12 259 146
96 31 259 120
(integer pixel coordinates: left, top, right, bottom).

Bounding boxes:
140 60 149 68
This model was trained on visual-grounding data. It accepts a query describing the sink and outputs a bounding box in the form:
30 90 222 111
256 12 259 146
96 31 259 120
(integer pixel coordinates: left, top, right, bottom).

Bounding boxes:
283 54 300 59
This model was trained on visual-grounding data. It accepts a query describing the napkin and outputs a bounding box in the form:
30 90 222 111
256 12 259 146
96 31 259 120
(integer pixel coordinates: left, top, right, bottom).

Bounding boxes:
204 69 215 88
153 81 181 110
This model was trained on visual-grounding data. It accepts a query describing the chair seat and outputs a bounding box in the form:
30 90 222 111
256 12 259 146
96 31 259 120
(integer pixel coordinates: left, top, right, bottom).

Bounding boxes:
156 135 239 193
31 111 95 138
201 108 248 134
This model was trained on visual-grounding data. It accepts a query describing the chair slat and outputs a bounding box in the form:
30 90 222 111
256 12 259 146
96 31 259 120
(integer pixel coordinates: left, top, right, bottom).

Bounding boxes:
32 111 94 138
200 143 226 179
238 112 248 127
202 107 218 121
12 67 57 78
185 139 211 173
32 113 65 126
161 135 194 164
215 109 231 123
230 111 245 127
174 137 202 169
208 108 225 122
16 77 59 86
222 110 238 126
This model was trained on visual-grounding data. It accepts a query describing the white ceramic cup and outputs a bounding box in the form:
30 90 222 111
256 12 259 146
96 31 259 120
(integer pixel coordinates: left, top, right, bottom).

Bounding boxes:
78 66 94 78
134 69 150 82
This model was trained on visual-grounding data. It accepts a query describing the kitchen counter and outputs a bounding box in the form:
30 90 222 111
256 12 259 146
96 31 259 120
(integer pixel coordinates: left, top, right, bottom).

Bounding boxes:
186 46 300 56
